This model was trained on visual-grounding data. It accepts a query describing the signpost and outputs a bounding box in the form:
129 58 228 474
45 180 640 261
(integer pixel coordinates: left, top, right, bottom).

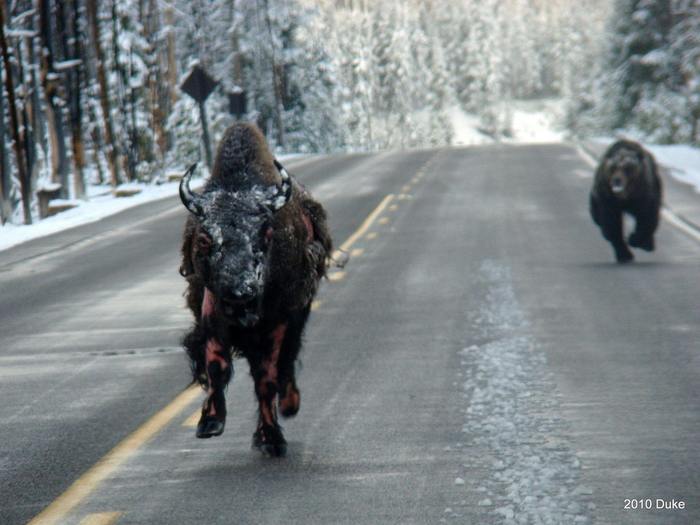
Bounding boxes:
228 87 246 120
181 64 219 169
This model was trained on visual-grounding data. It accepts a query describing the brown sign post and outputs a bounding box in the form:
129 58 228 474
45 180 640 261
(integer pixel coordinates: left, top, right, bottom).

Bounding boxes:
181 64 219 169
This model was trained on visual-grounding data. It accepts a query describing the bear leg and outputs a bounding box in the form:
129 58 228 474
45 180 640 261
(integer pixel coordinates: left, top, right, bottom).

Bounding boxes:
599 207 633 263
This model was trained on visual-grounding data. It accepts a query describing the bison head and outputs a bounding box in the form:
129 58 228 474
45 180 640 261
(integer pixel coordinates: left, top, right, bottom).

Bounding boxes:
179 163 292 326
605 148 642 199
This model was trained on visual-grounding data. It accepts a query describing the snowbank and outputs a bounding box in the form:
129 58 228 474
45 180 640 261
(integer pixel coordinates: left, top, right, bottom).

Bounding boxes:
448 98 566 146
646 144 700 193
506 99 566 144
447 105 494 146
0 179 199 252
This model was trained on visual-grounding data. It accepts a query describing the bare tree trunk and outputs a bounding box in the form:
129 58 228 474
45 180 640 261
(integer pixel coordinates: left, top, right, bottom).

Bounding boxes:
64 0 86 198
26 14 48 182
110 0 136 181
86 0 121 187
164 3 177 106
0 2 32 224
0 63 10 224
230 0 245 93
145 0 168 160
14 36 36 201
80 4 105 185
261 0 286 149
38 0 70 198
691 107 700 146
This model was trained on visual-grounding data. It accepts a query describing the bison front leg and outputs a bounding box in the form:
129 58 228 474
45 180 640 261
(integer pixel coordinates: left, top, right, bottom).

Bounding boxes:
196 289 233 439
278 305 311 418
251 323 288 457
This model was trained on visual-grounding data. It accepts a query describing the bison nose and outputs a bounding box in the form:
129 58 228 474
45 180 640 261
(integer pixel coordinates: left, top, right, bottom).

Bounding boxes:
221 293 254 315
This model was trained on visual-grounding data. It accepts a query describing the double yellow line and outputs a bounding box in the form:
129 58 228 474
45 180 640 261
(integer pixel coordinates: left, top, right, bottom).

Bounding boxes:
28 193 396 525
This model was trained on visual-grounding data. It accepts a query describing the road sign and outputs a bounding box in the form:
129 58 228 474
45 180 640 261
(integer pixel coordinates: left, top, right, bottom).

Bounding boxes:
228 89 246 118
180 64 219 168
181 65 218 104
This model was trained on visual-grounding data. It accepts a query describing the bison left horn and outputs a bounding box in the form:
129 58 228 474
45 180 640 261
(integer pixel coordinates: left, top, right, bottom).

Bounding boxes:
179 163 206 218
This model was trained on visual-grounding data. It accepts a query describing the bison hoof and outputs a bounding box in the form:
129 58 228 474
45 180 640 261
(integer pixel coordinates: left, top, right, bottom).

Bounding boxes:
629 234 654 252
252 426 287 457
196 416 226 439
279 384 301 418
615 249 634 264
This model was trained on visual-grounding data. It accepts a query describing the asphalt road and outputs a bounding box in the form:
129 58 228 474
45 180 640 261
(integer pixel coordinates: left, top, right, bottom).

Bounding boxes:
0 144 698 524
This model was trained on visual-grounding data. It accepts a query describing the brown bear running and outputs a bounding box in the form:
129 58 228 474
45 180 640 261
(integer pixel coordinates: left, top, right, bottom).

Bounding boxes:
589 139 662 263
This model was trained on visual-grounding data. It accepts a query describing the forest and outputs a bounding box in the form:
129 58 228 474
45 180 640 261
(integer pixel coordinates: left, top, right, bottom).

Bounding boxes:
0 0 697 225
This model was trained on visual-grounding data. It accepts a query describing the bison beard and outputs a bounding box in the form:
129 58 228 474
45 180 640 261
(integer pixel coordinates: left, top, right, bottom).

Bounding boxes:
589 139 662 263
180 123 332 456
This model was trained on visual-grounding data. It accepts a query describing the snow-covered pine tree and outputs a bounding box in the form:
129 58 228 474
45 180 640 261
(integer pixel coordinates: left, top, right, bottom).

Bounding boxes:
669 0 700 144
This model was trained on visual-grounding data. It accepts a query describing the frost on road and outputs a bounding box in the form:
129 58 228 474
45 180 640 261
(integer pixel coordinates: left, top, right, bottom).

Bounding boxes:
450 260 594 524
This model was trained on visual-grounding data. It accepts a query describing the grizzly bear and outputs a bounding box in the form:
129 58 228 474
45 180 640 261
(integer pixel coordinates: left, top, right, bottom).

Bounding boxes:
589 139 662 263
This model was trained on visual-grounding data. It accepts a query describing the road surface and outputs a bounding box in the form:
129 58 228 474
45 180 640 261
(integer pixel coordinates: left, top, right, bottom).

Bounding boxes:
0 144 698 524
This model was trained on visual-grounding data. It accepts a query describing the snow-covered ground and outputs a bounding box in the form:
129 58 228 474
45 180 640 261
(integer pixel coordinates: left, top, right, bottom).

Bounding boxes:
447 106 494 146
506 99 566 144
0 178 202 252
645 145 700 193
448 98 566 146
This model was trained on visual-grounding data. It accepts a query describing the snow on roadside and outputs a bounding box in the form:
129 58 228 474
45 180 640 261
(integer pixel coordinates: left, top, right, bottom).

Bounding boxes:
646 145 700 193
0 153 304 253
0 179 201 252
448 98 566 146
447 105 495 146
591 137 700 196
506 99 566 144
453 260 593 524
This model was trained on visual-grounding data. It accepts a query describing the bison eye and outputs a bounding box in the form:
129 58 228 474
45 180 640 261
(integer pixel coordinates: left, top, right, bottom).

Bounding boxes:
196 233 212 254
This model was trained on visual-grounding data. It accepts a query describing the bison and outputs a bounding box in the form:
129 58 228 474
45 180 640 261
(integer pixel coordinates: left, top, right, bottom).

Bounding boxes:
179 123 332 456
589 139 662 263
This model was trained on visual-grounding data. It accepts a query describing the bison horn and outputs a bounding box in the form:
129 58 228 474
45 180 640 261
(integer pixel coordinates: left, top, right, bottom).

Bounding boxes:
179 163 206 218
266 159 293 211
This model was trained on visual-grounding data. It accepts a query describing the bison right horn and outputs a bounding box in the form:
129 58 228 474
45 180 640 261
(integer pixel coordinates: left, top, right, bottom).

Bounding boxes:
266 159 293 211
179 163 206 218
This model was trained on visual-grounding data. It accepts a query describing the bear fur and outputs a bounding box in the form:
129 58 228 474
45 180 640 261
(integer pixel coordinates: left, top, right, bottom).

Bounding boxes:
589 139 662 263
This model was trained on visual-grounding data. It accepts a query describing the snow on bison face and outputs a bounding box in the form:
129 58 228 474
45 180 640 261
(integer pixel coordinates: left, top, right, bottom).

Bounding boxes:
180 164 291 326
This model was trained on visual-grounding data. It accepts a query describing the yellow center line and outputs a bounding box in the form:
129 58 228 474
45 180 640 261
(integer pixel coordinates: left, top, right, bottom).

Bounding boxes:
388 204 399 212
365 232 378 240
182 408 201 428
378 217 390 225
311 299 324 310
331 194 394 260
79 512 123 525
327 270 347 282
30 192 398 525
28 386 200 525
350 248 365 257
